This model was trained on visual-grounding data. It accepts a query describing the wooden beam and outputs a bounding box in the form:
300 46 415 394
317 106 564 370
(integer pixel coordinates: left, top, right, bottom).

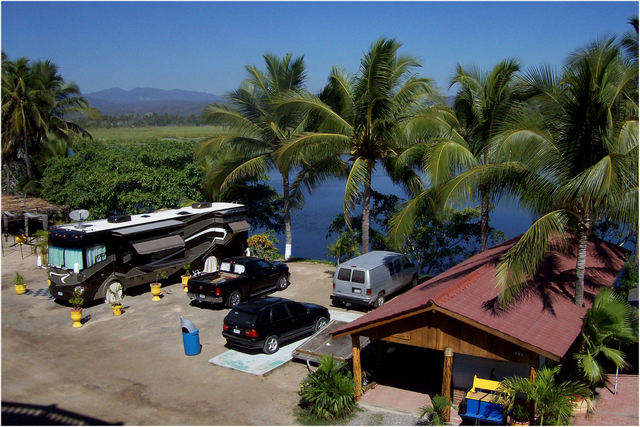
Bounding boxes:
441 347 453 423
351 335 362 400
431 306 560 361
331 305 436 338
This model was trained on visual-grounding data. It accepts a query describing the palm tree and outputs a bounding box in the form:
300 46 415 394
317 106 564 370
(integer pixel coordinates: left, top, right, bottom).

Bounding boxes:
574 287 637 384
276 38 438 253
2 57 47 180
388 59 526 251
494 38 638 307
499 365 592 425
621 16 638 62
200 53 336 260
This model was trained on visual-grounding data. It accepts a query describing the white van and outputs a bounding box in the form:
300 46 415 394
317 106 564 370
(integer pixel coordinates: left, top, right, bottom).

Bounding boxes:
330 251 418 308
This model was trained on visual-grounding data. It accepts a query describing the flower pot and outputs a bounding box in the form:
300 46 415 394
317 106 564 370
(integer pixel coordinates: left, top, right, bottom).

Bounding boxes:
111 304 123 316
509 419 530 426
150 283 163 301
181 275 191 292
70 308 83 328
14 283 27 295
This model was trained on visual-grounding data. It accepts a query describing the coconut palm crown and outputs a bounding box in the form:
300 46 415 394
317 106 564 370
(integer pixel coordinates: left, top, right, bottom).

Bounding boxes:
493 37 638 307
275 38 439 253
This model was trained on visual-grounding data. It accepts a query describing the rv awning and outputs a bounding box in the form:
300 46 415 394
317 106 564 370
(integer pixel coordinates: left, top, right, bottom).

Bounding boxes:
112 220 184 236
132 235 185 255
228 220 250 233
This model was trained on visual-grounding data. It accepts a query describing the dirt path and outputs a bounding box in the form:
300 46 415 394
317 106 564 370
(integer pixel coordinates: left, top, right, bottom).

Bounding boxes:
1 246 343 425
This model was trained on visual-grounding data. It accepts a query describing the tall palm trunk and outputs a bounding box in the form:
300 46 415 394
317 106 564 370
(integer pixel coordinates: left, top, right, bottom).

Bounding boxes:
480 188 490 251
361 166 372 254
574 217 592 307
22 122 33 180
282 172 292 260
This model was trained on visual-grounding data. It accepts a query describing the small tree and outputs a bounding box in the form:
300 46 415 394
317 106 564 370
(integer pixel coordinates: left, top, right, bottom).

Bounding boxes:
298 354 357 420
247 231 280 260
327 231 360 264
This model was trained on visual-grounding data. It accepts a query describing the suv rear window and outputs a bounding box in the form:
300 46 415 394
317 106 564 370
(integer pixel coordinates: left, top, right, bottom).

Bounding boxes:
351 270 365 283
226 309 257 327
337 268 352 281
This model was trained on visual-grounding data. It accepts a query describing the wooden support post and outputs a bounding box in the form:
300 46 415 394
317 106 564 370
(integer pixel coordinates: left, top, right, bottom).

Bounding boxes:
351 334 362 400
441 346 453 423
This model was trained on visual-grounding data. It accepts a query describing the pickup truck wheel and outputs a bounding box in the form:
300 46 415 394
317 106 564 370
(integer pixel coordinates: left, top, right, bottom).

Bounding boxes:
275 275 289 291
373 293 385 308
263 335 279 354
314 317 329 332
227 291 241 308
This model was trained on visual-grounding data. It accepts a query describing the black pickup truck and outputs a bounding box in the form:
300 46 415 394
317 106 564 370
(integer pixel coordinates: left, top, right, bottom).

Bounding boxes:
187 256 290 308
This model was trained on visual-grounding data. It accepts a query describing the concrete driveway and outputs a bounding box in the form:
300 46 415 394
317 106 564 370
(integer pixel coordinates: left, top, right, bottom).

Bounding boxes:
1 246 343 425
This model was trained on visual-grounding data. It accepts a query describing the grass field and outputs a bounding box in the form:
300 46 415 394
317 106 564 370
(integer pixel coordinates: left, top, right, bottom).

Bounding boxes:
87 125 223 142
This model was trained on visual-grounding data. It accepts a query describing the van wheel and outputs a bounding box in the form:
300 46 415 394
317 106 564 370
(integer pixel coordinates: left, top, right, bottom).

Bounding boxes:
373 293 385 308
263 335 280 354
227 291 241 308
275 275 289 290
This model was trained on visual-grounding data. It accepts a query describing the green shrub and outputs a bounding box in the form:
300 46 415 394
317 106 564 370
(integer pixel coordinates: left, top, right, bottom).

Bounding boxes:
247 230 280 260
298 354 357 420
419 394 451 425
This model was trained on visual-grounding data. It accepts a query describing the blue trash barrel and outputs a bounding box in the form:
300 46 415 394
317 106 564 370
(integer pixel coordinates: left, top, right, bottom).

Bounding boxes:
182 328 201 355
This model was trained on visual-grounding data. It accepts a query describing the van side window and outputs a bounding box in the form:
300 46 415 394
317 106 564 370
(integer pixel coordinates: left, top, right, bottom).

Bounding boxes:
352 270 365 284
386 262 394 275
337 268 352 281
403 257 413 268
393 259 402 275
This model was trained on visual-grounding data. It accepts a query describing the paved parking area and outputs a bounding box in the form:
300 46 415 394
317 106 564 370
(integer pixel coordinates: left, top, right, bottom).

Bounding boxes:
1 248 346 425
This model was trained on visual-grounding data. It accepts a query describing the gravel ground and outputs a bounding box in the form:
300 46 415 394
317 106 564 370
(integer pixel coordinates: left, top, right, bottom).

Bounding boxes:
347 407 420 425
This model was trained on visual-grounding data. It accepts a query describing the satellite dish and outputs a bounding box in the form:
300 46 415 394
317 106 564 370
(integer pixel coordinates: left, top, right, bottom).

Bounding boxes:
69 209 89 222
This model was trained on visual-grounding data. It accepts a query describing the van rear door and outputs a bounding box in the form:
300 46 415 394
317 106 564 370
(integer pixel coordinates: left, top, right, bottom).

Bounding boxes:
333 267 367 298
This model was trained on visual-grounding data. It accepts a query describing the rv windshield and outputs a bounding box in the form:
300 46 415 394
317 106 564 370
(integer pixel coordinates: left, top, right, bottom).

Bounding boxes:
49 244 107 271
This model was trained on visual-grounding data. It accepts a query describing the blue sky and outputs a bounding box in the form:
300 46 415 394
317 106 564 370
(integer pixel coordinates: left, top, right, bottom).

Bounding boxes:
2 1 637 96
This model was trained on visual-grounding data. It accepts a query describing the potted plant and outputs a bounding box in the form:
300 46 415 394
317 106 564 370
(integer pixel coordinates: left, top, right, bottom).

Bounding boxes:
13 272 27 295
181 263 191 292
34 229 49 267
106 282 124 316
150 271 167 301
509 402 532 426
69 286 84 328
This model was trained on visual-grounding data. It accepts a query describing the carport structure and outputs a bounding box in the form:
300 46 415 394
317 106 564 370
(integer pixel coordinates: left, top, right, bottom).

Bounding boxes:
331 236 628 421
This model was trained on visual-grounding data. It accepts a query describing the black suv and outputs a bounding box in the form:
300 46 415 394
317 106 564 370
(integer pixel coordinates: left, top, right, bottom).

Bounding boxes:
222 297 330 354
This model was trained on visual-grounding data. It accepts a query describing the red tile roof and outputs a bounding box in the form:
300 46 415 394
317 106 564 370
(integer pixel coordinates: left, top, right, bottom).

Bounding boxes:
331 236 629 360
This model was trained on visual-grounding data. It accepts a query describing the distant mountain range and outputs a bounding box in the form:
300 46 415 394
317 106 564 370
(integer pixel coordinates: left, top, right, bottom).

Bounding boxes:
84 87 225 116
84 87 456 117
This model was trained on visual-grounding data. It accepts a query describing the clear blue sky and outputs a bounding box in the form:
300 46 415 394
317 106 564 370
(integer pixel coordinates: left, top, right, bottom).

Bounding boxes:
2 1 637 96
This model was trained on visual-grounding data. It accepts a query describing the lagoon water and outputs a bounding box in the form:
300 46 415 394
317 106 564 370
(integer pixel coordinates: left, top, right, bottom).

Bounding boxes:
259 168 536 261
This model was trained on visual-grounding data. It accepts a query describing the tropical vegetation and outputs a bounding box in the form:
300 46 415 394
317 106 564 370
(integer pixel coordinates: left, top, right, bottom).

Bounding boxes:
1 53 96 194
498 365 592 425
574 287 637 384
418 394 451 426
200 53 341 260
298 354 357 420
276 38 439 254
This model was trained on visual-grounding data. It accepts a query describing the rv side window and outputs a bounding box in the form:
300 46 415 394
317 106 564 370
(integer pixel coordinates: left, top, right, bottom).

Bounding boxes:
351 270 365 284
85 245 107 268
337 268 352 281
